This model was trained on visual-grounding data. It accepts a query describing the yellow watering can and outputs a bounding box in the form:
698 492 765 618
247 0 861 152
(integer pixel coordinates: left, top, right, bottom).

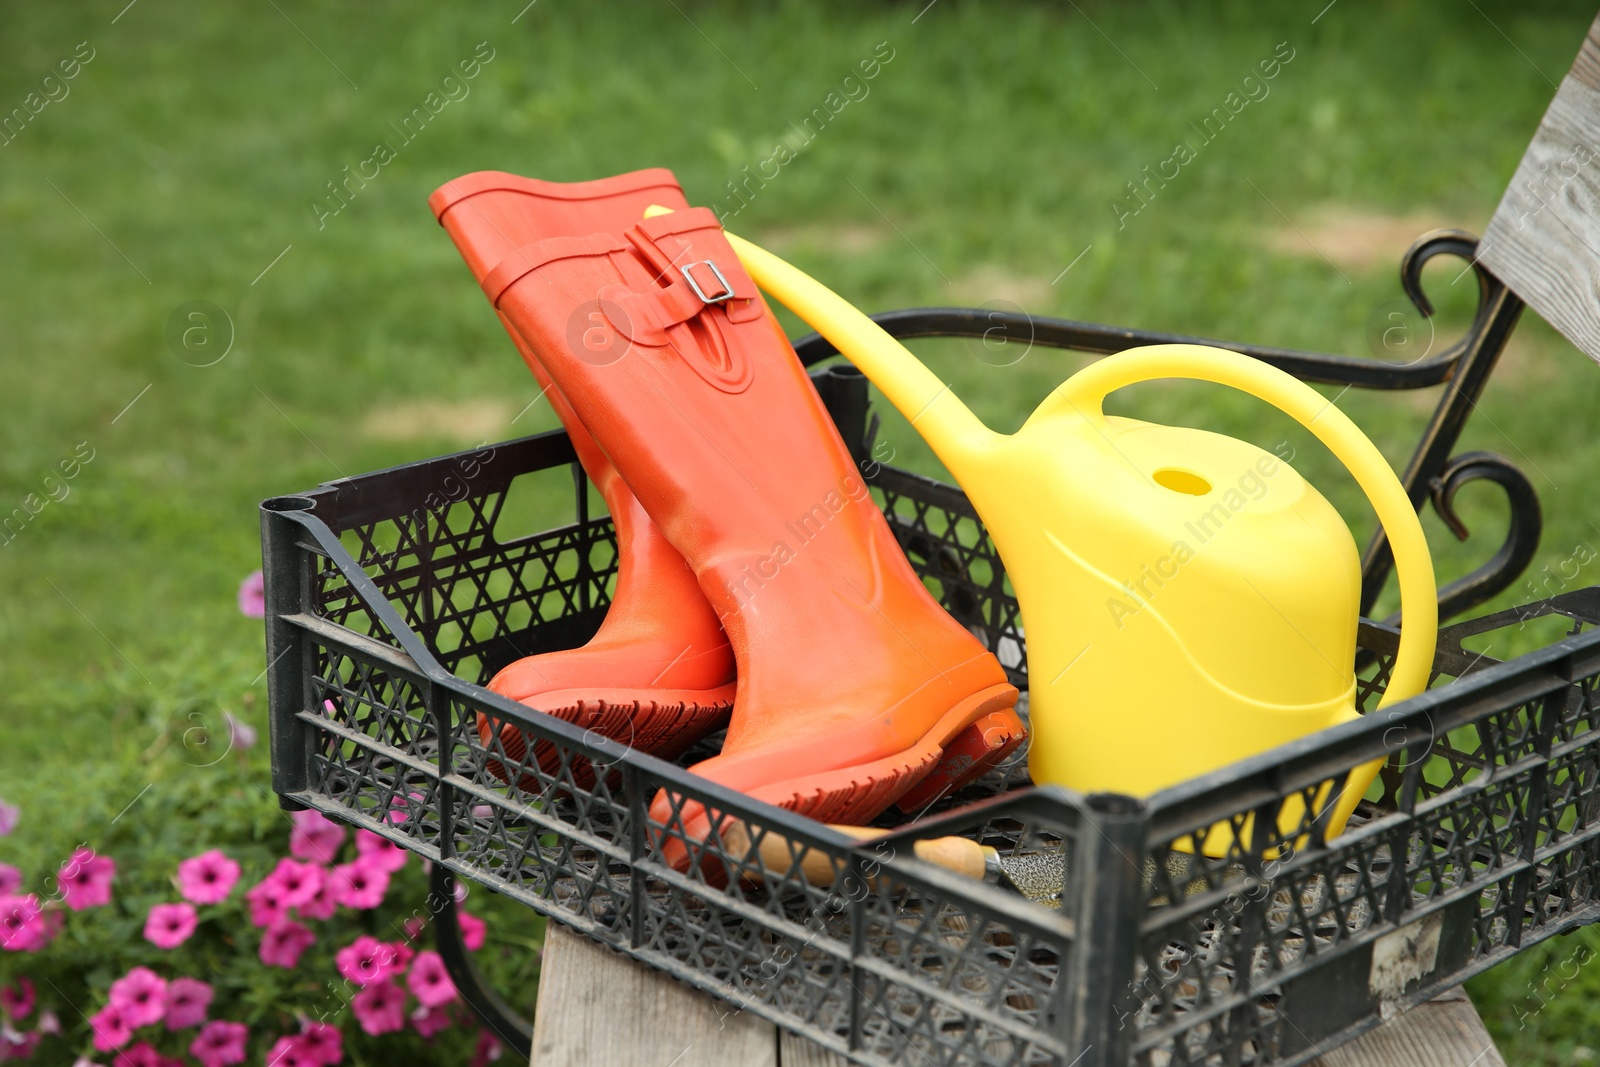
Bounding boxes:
718 227 1437 849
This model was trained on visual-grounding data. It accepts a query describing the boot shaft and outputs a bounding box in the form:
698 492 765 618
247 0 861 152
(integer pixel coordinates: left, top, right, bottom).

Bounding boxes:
484 210 907 618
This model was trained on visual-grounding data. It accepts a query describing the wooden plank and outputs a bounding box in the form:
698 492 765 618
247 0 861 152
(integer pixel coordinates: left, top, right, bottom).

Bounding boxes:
531 921 1501 1065
1308 988 1505 1067
777 1029 851 1067
529 923 778 1067
1480 10 1600 364
1570 13 1600 90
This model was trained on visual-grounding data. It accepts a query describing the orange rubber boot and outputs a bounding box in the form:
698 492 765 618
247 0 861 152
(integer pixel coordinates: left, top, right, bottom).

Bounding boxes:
429 171 736 782
476 190 1025 864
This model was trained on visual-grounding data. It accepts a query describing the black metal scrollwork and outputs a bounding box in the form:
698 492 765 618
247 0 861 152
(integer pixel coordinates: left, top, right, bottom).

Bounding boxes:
1427 451 1543 623
1357 231 1541 620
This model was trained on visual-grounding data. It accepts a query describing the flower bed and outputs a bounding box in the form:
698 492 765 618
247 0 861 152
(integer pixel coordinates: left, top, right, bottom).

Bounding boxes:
0 648 540 1067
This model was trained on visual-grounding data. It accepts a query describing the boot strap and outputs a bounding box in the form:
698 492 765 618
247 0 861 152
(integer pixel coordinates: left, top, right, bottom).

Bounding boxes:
630 207 766 324
481 233 634 303
597 261 752 347
483 217 761 393
482 232 753 345
617 210 766 392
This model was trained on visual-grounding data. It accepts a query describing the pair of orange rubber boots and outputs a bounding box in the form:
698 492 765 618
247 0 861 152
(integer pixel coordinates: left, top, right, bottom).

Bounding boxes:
430 169 1023 864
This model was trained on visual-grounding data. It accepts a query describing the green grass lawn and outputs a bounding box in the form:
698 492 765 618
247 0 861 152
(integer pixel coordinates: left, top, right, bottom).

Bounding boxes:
4 0 1600 1060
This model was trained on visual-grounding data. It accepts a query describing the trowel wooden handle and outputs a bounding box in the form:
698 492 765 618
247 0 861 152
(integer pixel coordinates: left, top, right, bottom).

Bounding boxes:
719 822 989 885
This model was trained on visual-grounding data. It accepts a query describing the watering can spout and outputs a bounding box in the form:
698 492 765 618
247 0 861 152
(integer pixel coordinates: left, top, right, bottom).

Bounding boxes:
719 229 1000 482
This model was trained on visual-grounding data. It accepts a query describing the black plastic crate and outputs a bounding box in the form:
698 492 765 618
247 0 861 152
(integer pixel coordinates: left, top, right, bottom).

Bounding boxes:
261 365 1600 1067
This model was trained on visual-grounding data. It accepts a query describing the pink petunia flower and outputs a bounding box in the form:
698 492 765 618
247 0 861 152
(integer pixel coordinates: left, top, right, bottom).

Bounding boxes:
190 1020 248 1067
38 1009 59 1035
265 1035 319 1067
0 1025 40 1060
0 977 34 1019
176 850 241 905
411 1003 453 1038
289 810 346 866
144 902 199 949
329 860 388 911
265 859 323 910
297 1020 342 1066
57 849 116 911
0 799 17 837
334 936 406 987
0 895 50 952
296 877 337 921
163 977 213 1030
89 1002 133 1052
403 916 427 942
0 865 20 896
353 831 406 874
238 571 265 618
471 1028 503 1067
223 712 257 752
244 879 288 928
407 951 457 1008
118 1041 173 1067
457 910 486 952
349 982 405 1036
259 920 316 969
108 967 168 1028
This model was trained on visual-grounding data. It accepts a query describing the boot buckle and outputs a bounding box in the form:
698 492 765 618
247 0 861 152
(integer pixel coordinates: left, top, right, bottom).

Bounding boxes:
681 260 735 305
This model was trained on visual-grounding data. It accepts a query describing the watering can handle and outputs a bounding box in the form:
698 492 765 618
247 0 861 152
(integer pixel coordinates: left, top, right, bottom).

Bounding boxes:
1051 344 1437 708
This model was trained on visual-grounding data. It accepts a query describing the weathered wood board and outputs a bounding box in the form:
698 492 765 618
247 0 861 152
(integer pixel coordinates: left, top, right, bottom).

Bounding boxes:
528 923 783 1067
1310 987 1505 1067
1480 12 1600 364
530 922 1500 1066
